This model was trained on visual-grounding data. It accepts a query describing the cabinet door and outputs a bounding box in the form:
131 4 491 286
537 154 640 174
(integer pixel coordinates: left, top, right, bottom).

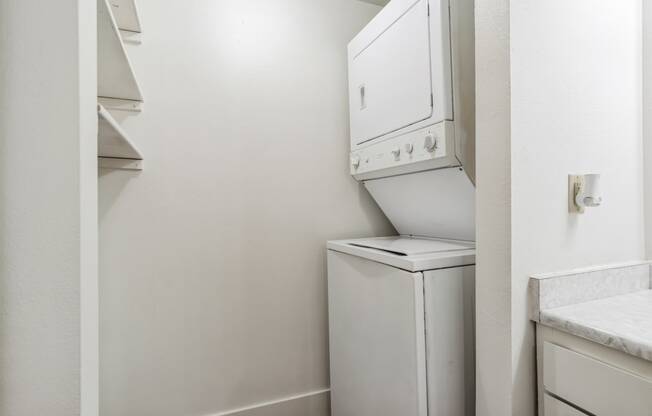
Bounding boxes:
544 395 589 416
327 250 427 416
348 0 433 145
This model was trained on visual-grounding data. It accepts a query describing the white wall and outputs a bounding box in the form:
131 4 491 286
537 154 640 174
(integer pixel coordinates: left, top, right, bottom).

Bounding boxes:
0 0 98 415
510 1 644 414
645 0 652 259
477 1 645 415
98 1 391 415
81 0 100 414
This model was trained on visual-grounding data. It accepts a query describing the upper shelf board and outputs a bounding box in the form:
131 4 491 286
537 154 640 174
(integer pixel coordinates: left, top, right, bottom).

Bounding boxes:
109 0 142 33
98 104 143 161
98 0 144 102
357 0 390 5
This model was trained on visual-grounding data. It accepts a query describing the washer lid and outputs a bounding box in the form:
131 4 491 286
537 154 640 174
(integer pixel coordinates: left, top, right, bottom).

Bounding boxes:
349 236 472 256
327 236 475 272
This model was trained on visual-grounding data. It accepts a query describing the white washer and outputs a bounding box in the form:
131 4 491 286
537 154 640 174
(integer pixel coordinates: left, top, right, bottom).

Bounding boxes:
327 237 475 416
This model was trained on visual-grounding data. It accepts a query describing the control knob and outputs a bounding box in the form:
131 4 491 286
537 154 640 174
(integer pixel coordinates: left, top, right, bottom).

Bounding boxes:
424 134 438 152
405 143 414 154
391 147 401 160
351 155 361 169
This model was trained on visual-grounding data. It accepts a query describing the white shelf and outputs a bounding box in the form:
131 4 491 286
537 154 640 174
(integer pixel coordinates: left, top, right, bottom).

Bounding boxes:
98 104 143 170
98 0 143 102
120 30 142 45
98 97 142 113
108 0 142 33
98 157 143 170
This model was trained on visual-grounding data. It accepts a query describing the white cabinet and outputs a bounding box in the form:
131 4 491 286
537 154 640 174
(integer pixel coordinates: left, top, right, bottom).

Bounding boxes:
536 325 652 416
543 395 587 416
543 342 652 415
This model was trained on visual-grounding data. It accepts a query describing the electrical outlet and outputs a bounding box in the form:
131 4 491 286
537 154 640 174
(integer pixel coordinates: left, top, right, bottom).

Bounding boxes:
568 174 585 214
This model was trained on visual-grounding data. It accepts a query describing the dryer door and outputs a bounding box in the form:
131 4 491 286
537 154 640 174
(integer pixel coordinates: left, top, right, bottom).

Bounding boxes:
349 0 433 146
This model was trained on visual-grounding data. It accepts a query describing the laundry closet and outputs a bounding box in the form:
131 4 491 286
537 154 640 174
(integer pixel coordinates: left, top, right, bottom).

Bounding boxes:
3 1 649 416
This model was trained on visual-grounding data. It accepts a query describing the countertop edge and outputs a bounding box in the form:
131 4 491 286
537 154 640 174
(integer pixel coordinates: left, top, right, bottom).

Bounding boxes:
538 312 652 362
537 291 652 363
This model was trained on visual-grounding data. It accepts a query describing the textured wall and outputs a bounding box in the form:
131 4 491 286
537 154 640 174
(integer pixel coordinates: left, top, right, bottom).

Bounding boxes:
474 0 512 414
0 0 97 415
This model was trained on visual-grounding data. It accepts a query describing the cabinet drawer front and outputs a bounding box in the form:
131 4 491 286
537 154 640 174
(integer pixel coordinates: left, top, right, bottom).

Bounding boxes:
544 394 588 416
543 342 652 415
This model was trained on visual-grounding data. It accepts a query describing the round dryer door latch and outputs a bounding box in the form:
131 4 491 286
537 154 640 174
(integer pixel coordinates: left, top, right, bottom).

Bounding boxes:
424 134 438 152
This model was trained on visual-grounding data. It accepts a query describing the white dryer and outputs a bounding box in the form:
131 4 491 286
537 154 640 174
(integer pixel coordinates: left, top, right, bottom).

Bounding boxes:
327 237 475 416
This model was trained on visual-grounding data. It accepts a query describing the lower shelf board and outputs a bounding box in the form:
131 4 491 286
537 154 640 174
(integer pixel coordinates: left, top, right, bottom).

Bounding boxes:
98 157 143 171
97 104 144 171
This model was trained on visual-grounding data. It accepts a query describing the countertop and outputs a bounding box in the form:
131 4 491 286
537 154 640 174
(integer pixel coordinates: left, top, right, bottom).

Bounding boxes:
539 290 652 362
529 262 652 362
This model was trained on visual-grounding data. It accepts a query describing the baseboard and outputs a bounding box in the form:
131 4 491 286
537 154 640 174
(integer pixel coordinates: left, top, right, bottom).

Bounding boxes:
210 388 330 416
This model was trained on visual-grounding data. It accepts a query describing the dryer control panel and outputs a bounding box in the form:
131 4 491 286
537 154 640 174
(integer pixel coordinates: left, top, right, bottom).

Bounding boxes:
350 121 459 180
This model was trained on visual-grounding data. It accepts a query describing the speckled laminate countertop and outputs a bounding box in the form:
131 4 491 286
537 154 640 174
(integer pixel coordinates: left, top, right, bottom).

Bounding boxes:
530 262 652 362
539 290 652 361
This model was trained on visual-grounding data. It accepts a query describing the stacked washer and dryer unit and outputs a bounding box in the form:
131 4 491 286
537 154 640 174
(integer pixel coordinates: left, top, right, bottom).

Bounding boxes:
327 0 475 415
